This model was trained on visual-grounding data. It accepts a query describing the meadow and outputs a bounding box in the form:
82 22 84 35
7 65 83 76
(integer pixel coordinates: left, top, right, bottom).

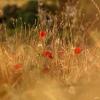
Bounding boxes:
0 0 100 100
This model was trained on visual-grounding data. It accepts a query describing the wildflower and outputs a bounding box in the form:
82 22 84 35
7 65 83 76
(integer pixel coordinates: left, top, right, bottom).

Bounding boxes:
14 64 23 70
42 50 53 59
74 47 82 54
39 31 47 40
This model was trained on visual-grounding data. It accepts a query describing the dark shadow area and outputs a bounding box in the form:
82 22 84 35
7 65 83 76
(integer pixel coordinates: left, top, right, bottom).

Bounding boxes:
0 0 38 28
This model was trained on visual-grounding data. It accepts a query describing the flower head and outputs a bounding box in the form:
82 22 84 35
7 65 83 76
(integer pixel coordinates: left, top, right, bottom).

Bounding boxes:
74 47 82 54
42 50 53 59
14 64 23 70
39 31 47 40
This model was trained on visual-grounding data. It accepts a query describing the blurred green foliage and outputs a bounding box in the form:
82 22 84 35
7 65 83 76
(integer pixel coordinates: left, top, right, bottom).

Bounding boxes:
1 0 38 28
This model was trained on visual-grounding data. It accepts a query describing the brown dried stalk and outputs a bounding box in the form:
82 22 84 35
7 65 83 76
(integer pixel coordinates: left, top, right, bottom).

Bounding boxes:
90 0 100 15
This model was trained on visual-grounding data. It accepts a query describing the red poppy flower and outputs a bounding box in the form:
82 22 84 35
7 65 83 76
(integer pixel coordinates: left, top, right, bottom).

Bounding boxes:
42 50 53 59
14 64 23 70
39 31 47 40
74 47 82 54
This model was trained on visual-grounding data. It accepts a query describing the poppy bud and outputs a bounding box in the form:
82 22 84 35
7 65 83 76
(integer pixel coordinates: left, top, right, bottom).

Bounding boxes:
39 31 47 40
14 64 23 70
74 47 82 54
42 50 53 59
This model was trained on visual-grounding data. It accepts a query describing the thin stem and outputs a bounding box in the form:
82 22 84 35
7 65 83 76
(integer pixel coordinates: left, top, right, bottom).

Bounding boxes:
91 0 100 16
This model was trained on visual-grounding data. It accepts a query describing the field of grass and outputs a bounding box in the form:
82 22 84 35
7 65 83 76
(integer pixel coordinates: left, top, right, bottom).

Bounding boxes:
0 0 100 100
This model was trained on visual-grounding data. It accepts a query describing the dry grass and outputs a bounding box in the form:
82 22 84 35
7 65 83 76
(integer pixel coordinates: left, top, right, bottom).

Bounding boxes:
0 24 100 100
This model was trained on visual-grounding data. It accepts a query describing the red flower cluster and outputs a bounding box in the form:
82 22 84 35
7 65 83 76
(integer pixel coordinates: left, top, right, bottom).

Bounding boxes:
14 64 23 70
39 31 47 40
42 50 53 59
74 47 82 54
